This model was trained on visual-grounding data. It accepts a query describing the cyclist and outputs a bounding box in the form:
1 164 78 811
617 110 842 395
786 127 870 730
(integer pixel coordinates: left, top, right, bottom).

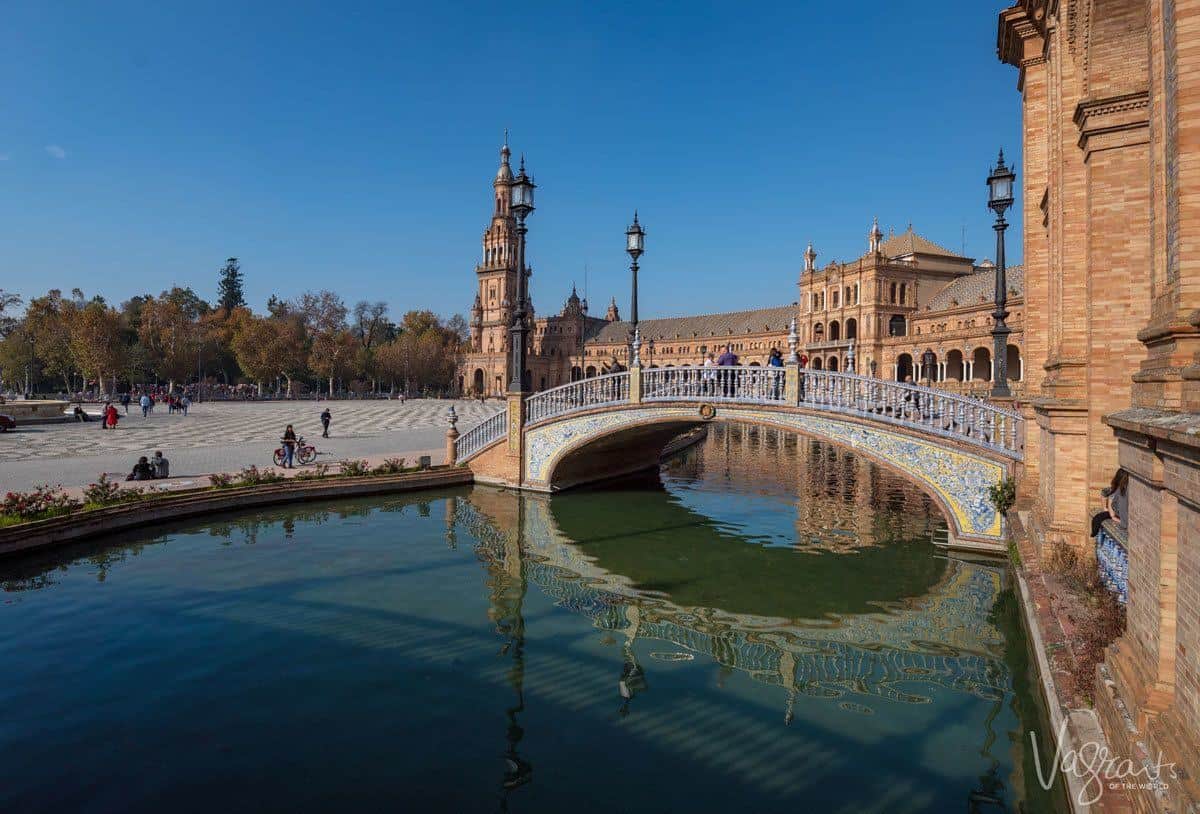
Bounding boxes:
281 424 298 468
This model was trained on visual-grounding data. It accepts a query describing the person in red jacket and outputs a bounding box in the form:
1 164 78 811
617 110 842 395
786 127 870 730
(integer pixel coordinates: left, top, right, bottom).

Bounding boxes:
105 402 119 429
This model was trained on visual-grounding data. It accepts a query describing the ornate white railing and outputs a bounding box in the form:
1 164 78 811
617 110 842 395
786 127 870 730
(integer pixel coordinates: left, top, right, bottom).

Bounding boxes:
454 407 508 462
524 372 630 424
798 371 1023 458
643 365 788 405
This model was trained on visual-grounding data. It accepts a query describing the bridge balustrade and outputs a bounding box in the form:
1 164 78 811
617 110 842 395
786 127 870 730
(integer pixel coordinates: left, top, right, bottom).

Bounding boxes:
643 365 787 404
453 366 1024 464
454 406 508 461
799 371 1022 457
524 372 630 424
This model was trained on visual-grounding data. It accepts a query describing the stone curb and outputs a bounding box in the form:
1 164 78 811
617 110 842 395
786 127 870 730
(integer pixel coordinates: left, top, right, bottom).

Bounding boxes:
0 467 474 558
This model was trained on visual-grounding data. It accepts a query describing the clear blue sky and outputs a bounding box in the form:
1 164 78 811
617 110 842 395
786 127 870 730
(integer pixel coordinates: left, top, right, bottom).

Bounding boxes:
2 1 1021 321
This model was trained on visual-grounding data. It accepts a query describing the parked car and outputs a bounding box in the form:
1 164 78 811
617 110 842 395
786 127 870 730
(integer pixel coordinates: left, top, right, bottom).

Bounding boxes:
0 413 15 432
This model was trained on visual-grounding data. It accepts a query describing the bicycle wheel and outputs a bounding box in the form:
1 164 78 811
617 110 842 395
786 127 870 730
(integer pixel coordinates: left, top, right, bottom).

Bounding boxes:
272 449 286 466
298 446 316 465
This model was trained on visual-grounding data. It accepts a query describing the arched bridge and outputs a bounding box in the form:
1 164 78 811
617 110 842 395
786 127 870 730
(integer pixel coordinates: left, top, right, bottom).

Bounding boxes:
453 365 1024 550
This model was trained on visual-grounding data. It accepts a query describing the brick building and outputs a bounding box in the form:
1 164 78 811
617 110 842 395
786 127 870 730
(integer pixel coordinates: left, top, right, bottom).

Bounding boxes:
460 144 1024 398
999 1 1199 809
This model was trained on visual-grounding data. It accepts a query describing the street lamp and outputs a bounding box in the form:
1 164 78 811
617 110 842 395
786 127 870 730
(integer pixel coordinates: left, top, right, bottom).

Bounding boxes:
647 338 655 367
626 211 645 358
508 157 536 393
987 149 1016 398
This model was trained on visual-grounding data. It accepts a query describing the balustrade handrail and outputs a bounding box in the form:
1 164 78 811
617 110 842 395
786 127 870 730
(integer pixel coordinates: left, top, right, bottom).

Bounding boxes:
642 364 788 406
454 406 508 462
524 371 631 424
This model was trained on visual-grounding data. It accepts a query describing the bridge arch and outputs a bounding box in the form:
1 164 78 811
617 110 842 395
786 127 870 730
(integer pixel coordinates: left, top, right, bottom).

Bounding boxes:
520 404 1008 546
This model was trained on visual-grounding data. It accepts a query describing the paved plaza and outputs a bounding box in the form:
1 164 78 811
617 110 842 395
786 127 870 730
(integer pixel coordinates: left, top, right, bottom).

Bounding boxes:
0 399 502 493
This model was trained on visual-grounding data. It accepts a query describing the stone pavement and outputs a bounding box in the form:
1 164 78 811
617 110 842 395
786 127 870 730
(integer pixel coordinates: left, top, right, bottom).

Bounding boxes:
0 399 502 493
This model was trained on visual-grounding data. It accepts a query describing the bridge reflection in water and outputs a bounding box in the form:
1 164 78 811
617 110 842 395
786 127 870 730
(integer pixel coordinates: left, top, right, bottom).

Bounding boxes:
455 426 1063 811
0 426 1063 812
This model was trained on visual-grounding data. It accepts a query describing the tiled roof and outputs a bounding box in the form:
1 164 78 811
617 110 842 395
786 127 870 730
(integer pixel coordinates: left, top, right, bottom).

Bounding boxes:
584 304 797 344
925 265 1024 312
878 226 966 259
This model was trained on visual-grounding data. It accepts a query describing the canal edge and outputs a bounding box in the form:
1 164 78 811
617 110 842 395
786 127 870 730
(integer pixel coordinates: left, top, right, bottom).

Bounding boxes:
1007 509 1129 814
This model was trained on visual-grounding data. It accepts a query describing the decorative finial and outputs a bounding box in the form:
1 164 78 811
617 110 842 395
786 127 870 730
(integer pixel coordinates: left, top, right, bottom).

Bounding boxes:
519 153 526 172
787 317 799 364
633 209 639 225
447 405 458 429
631 327 642 367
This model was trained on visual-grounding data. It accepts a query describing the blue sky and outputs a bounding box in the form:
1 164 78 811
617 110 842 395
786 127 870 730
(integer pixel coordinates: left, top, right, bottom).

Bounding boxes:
2 1 1021 321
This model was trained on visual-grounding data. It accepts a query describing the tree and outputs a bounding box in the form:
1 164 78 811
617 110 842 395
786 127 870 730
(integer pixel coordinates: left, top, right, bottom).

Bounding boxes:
352 300 390 390
230 312 308 397
217 258 245 313
309 329 359 396
70 302 126 396
0 290 22 338
139 293 202 390
24 290 80 393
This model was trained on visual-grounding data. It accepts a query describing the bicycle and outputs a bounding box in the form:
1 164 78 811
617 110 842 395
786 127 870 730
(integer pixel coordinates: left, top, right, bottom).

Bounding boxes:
273 436 317 467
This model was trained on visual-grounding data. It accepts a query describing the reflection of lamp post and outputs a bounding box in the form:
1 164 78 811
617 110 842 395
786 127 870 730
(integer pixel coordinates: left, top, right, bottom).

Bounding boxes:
647 339 655 367
987 150 1015 398
508 158 536 393
625 212 645 361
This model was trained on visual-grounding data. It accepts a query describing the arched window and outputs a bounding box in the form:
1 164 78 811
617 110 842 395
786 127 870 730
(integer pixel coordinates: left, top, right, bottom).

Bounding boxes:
900 283 907 304
888 315 907 337
845 318 857 339
828 321 840 341
890 282 898 303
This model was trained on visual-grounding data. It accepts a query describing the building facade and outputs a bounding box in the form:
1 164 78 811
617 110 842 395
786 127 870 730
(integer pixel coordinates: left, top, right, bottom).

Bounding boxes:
459 144 1025 400
1000 1 1199 809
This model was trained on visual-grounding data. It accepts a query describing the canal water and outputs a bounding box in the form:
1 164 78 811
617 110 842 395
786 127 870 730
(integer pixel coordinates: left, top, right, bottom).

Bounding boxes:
0 425 1065 812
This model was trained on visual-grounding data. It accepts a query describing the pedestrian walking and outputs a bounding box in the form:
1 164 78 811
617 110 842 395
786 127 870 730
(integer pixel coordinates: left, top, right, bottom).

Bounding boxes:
180 395 190 416
104 402 119 429
140 394 151 418
320 408 331 438
120 392 130 414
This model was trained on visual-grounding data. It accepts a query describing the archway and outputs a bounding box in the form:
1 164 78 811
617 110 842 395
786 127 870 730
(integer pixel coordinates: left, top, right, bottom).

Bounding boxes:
811 357 823 370
828 356 839 371
813 322 824 341
896 353 913 382
1006 345 1021 382
971 348 992 382
570 366 582 382
920 349 938 382
846 318 857 340
585 365 597 378
829 321 841 341
888 315 907 337
945 350 964 382
473 368 485 395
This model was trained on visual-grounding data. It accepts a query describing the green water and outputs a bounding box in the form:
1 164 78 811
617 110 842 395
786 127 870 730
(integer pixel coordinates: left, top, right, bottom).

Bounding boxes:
0 426 1065 812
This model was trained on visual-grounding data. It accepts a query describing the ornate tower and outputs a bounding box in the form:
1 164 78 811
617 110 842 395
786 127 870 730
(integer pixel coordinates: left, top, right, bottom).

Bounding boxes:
868 217 883 255
475 138 522 356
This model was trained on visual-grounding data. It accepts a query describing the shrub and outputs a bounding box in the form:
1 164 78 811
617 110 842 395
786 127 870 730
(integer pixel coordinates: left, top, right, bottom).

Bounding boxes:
209 473 234 488
987 476 1017 516
1047 540 1081 576
236 465 284 486
83 473 124 505
0 484 80 520
1072 589 1126 705
372 457 407 475
294 463 331 480
340 459 370 477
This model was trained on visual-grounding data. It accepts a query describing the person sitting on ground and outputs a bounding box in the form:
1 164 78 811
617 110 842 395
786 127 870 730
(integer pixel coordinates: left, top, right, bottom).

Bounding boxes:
151 450 170 479
126 456 154 481
73 404 90 422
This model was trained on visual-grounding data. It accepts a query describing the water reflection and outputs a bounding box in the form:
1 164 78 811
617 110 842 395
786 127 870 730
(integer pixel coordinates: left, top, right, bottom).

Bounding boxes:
0 427 1064 812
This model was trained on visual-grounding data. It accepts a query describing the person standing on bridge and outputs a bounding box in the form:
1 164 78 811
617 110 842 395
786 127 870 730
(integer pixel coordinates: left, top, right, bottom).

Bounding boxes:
717 344 738 397
767 347 784 399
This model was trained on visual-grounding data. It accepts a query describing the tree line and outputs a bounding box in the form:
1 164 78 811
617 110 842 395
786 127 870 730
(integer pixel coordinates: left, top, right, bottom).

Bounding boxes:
0 259 467 398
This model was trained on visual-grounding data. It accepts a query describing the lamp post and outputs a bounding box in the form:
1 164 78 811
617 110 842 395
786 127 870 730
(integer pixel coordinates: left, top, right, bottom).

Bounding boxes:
508 158 536 393
647 338 655 368
987 150 1015 398
26 333 35 399
626 212 645 361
